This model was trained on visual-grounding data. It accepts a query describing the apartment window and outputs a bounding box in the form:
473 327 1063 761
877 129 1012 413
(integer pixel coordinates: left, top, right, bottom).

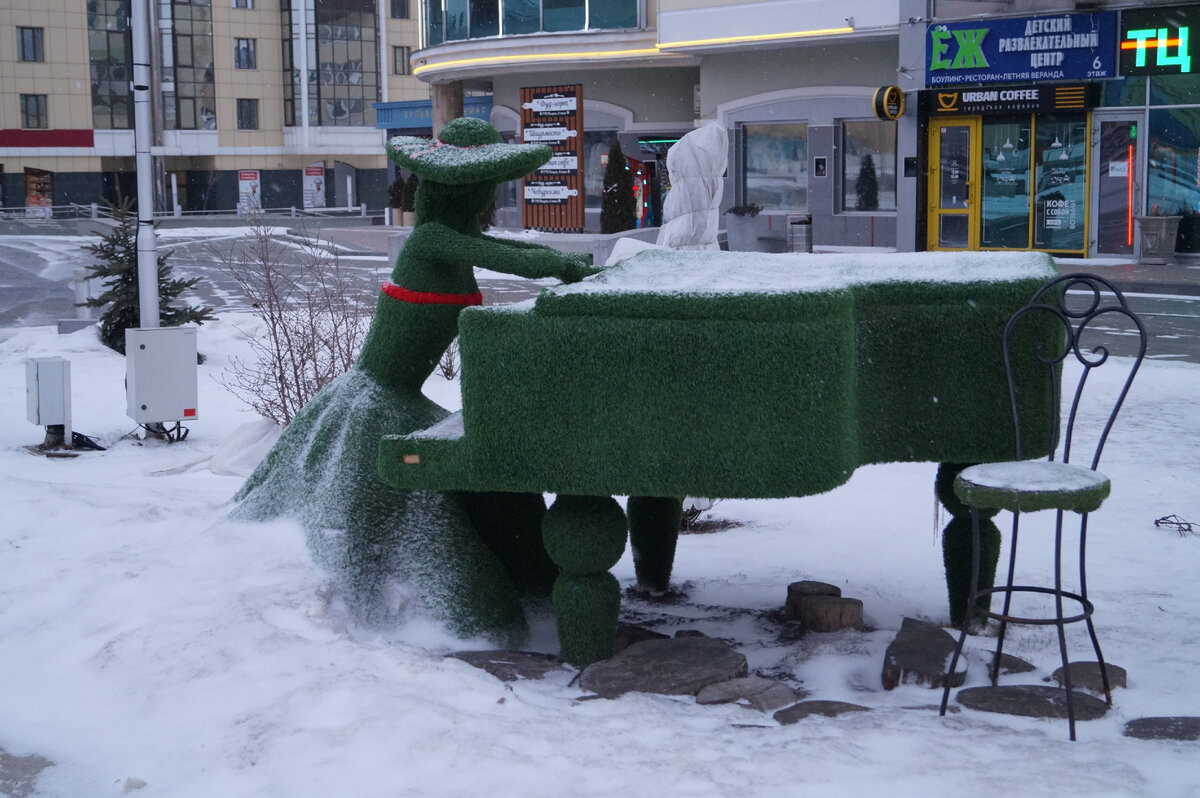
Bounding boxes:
741 122 808 210
390 0 409 19
237 98 259 130
234 0 254 7
21 94 48 129
87 2 132 129
392 45 410 75
234 38 256 69
18 26 44 62
841 120 897 212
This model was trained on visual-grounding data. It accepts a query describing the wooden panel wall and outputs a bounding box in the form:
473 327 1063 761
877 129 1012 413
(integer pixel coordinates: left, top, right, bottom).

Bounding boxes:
520 84 584 233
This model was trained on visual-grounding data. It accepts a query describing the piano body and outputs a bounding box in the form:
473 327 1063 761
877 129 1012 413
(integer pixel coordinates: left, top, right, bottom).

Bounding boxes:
379 249 1062 664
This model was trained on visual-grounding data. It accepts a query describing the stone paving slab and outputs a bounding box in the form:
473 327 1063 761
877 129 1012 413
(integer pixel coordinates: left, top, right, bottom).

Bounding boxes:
696 676 799 712
881 617 965 690
449 650 571 682
579 636 748 698
0 747 53 798
1052 661 1127 693
774 700 871 725
955 685 1110 721
1123 717 1200 741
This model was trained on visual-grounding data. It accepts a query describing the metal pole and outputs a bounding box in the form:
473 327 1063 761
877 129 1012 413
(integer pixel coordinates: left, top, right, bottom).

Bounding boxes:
133 0 160 328
298 0 310 148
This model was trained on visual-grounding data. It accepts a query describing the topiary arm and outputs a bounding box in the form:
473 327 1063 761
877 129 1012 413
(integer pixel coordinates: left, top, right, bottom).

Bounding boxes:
404 223 600 284
480 234 601 284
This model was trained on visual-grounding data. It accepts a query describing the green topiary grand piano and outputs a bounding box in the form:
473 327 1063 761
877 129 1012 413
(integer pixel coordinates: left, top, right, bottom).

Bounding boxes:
379 248 1063 665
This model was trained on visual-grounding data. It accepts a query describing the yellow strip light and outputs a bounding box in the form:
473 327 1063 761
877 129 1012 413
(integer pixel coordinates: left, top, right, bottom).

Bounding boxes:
413 26 854 76
658 26 854 49
413 47 664 76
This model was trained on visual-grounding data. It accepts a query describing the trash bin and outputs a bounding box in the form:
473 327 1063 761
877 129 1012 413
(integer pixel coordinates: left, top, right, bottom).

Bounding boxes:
787 214 812 253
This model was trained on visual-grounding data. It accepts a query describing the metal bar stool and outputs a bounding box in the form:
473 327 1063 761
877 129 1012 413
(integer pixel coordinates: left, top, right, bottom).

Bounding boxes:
939 273 1147 740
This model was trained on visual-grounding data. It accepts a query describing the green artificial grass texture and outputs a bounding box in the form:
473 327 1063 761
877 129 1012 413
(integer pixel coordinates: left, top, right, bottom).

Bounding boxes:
936 462 1000 627
954 465 1111 514
552 572 622 667
627 496 683 593
234 129 597 646
542 495 629 575
380 252 1063 501
941 514 1001 628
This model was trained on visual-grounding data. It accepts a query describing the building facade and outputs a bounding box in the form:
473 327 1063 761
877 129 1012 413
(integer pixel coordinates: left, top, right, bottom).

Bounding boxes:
408 0 1200 256
1 0 427 213
4 0 1198 260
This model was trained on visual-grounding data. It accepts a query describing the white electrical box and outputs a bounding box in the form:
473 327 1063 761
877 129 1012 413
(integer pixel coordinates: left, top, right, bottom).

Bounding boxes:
125 327 199 424
26 357 71 428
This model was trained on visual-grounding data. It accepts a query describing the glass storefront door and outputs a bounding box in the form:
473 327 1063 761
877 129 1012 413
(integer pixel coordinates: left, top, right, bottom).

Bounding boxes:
1090 113 1143 257
927 119 979 250
1033 114 1088 253
981 117 1032 249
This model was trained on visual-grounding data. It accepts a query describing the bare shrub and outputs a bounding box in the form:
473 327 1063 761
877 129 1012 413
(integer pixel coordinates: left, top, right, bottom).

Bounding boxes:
214 216 376 424
438 337 459 380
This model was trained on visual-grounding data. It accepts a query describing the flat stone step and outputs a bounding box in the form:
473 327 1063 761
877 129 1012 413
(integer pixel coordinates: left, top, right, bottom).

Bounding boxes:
449 650 570 682
955 685 1110 721
881 617 965 690
1123 717 1200 741
696 675 799 712
774 700 871 725
579 636 748 698
1052 661 1127 693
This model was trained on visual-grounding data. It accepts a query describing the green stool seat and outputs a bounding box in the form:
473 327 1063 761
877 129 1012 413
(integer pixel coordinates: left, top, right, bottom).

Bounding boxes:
955 461 1111 515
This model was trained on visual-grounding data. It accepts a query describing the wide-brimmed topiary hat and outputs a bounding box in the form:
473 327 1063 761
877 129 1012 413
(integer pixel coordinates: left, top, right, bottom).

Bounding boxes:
387 117 552 186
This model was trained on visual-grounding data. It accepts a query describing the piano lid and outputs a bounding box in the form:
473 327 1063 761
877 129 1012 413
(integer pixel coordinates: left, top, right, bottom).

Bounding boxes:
532 250 1059 322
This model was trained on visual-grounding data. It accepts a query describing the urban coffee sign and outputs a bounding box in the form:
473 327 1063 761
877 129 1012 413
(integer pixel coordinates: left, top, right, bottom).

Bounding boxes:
919 83 1101 116
925 12 1118 86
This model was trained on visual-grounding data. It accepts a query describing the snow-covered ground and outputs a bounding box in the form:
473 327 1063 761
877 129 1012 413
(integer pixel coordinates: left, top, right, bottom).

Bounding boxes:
2 308 1199 798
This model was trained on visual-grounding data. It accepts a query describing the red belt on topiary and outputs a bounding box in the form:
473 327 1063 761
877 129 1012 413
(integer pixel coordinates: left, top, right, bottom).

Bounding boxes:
381 280 482 306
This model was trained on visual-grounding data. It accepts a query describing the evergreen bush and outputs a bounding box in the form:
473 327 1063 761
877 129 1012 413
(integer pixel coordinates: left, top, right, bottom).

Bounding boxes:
402 174 419 212
600 140 637 234
80 196 214 354
856 154 879 211
387 175 406 208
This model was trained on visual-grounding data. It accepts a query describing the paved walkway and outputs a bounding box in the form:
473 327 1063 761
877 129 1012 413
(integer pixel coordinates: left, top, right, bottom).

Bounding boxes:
311 225 1200 298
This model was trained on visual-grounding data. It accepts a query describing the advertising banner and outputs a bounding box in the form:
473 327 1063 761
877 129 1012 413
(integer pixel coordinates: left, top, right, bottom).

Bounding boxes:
521 85 584 232
24 167 53 219
238 170 261 212
303 163 326 209
925 12 1118 86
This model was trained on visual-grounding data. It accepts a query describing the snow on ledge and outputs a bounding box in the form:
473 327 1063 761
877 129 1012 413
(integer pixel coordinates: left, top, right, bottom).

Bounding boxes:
553 250 1057 297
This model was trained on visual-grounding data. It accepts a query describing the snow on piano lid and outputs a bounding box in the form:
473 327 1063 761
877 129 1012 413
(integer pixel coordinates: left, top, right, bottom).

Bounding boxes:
552 250 1060 296
523 250 1060 322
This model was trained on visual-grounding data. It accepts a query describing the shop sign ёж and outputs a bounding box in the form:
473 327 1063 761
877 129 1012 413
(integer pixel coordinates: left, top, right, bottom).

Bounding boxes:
1120 5 1197 76
926 12 1117 86
919 83 1100 116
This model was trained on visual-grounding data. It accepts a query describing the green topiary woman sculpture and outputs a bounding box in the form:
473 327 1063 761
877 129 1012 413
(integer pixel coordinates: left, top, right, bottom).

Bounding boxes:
233 118 597 644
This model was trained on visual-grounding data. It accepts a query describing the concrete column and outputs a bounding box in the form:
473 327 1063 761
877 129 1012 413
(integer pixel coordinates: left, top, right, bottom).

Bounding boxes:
431 81 465 135
895 0 928 253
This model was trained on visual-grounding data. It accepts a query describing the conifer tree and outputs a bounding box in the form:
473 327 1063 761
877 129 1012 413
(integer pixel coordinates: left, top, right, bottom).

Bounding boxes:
600 140 636 234
855 153 879 212
80 196 215 354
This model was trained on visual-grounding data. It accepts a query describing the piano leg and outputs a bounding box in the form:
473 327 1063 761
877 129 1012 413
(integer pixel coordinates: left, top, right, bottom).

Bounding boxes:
542 495 629 667
628 496 683 595
937 462 1001 628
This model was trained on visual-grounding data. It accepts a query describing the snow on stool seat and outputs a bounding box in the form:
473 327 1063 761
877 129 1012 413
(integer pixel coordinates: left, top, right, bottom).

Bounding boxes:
955 460 1111 515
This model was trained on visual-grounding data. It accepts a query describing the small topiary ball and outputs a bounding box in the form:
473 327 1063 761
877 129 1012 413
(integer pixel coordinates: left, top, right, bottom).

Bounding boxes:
542 496 628 574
